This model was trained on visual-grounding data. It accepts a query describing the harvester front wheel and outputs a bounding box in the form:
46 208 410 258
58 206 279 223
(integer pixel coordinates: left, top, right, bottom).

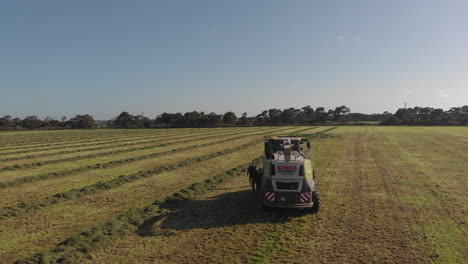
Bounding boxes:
261 203 271 211
311 191 320 213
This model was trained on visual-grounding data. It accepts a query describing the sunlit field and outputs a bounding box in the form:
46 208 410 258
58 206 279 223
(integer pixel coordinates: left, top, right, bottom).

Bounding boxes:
0 127 466 263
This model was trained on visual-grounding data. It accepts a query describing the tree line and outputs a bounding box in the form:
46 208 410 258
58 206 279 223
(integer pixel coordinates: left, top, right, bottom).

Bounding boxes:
107 105 353 128
1 105 467 130
381 106 468 126
0 115 97 130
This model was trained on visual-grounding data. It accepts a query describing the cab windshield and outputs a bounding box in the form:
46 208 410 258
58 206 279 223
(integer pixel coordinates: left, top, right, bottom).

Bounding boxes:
272 139 300 152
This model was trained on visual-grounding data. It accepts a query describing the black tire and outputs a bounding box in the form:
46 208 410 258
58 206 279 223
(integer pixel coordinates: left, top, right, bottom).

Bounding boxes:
258 192 265 209
261 203 271 211
310 191 320 213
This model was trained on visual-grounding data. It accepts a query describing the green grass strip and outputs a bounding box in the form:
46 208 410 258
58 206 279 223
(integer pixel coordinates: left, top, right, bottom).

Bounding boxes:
247 224 284 264
0 130 166 149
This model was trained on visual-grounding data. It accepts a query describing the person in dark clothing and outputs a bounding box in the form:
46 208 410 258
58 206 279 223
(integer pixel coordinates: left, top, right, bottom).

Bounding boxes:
247 164 260 192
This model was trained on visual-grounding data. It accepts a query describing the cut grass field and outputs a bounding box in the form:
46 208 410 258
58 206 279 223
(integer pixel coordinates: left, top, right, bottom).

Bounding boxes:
0 127 466 263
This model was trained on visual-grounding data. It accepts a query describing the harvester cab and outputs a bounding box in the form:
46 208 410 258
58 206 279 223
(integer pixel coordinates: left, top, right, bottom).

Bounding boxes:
258 136 319 212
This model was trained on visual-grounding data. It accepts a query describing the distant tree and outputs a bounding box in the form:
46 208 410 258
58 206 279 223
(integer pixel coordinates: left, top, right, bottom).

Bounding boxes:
68 114 97 129
429 108 446 125
0 115 13 128
115 112 139 128
22 116 42 129
302 105 315 124
327 109 334 122
333 105 351 123
382 105 468 126
280 108 299 125
461 105 468 125
268 108 282 124
183 111 206 127
223 111 237 125
254 110 269 125
380 116 402 126
207 112 223 126
315 107 327 123
156 112 173 126
239 112 249 126
12 117 22 128
138 115 152 128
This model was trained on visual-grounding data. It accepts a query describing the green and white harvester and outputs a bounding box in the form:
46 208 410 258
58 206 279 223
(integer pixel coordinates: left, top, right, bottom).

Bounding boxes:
252 136 320 212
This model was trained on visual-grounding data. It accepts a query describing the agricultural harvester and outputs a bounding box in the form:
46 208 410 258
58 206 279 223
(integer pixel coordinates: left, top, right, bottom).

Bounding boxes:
248 136 320 212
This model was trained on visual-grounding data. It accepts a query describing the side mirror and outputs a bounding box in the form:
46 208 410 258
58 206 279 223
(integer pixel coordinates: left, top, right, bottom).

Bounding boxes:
307 142 311 149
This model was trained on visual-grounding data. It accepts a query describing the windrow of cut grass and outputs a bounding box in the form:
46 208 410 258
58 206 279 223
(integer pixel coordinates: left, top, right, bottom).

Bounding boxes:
0 127 248 154
1 127 316 203
13 155 264 264
85 164 286 264
2 127 319 263
0 127 305 218
0 127 271 172
0 128 254 157
0 127 290 187
0 127 262 164
0 129 173 148
0 128 243 152
20 135 316 264
0 127 322 186
0 127 315 209
0 138 262 220
3 142 269 263
80 137 319 264
316 126 337 133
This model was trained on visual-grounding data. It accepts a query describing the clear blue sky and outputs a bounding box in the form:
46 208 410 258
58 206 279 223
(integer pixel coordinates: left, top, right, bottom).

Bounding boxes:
1 0 467 119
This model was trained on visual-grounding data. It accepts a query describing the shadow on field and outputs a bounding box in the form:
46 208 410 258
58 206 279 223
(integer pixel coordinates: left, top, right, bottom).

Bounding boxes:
136 189 309 237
